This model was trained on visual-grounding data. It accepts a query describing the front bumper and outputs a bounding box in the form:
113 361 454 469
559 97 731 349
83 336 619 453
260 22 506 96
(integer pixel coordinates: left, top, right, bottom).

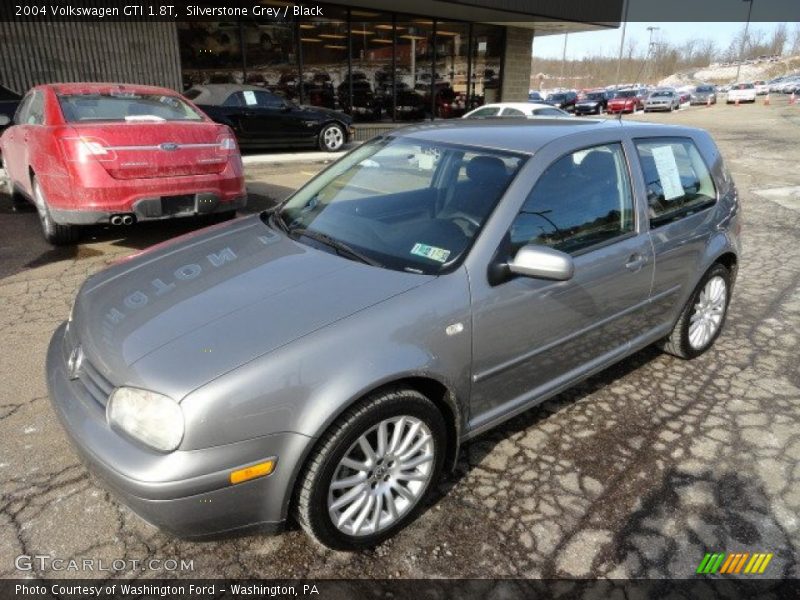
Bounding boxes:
46 322 312 538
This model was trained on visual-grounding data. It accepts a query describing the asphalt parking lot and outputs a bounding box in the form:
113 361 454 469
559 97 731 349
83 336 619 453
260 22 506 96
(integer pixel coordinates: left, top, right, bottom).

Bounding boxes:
2 96 800 579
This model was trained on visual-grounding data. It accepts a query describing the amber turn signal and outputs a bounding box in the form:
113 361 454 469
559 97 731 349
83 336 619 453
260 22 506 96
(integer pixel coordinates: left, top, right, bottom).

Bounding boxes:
229 460 275 485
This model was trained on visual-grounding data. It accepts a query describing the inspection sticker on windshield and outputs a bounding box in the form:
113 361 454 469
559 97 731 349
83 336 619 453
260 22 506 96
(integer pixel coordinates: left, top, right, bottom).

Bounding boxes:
651 145 685 200
411 243 450 263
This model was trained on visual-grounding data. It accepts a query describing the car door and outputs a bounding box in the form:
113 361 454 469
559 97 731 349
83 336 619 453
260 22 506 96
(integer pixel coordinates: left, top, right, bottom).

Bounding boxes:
239 90 297 145
629 135 721 336
467 138 654 433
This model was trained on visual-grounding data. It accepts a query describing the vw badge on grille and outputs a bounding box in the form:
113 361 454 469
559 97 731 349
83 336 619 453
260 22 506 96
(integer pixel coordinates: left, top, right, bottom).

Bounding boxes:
67 345 84 380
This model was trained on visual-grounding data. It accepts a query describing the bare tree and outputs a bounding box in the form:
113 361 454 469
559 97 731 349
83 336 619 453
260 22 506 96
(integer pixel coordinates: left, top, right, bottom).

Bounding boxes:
768 23 787 56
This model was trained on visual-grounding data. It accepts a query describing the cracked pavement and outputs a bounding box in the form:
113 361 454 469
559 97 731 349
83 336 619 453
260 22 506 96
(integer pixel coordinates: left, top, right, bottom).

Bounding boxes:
1 98 800 579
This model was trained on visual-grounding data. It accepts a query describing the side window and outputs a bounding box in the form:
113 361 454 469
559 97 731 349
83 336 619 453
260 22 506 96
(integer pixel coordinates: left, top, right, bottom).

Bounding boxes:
469 106 500 117
255 91 285 108
501 107 525 117
26 92 44 125
14 93 32 125
634 137 717 228
535 108 565 116
223 93 243 107
509 143 635 255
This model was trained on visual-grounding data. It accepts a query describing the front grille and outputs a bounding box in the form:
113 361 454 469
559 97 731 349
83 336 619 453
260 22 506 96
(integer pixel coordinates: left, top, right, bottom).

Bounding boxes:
77 358 114 407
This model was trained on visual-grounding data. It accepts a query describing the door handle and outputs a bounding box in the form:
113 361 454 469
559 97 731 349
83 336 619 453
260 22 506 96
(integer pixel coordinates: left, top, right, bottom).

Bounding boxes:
625 254 647 271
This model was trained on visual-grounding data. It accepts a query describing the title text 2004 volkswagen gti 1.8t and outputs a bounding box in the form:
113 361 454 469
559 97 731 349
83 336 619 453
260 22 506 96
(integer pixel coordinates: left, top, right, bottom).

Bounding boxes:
47 119 741 550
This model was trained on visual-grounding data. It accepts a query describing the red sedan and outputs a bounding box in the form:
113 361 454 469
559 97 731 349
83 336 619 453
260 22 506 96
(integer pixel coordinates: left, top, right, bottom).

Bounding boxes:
606 89 644 114
1 83 246 244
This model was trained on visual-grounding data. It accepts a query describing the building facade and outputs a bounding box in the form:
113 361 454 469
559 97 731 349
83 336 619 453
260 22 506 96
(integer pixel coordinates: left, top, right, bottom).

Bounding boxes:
0 1 618 122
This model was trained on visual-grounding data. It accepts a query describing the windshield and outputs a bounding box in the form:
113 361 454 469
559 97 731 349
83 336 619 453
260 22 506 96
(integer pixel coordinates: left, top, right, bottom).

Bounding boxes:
733 83 754 90
585 93 604 101
275 137 526 275
615 90 636 98
651 91 673 98
695 86 714 92
58 92 204 122
547 94 566 102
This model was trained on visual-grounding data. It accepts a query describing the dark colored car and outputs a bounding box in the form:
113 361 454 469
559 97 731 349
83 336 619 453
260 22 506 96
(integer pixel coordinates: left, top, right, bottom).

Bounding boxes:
337 73 381 121
544 91 578 112
690 85 717 105
185 84 353 152
574 90 614 116
0 84 20 134
377 82 426 121
528 91 544 102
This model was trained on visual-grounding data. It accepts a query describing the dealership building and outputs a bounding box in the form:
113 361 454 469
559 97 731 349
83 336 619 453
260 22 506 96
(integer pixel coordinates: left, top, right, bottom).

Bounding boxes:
0 1 619 122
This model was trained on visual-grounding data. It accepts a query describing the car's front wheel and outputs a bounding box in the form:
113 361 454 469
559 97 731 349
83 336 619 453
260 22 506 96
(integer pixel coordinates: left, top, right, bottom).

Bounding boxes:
295 387 446 550
318 123 346 152
32 177 79 245
661 263 732 359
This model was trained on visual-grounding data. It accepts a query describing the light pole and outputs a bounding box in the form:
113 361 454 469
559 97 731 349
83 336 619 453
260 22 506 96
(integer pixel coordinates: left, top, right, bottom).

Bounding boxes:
735 0 755 83
615 0 630 87
560 33 568 88
646 26 659 84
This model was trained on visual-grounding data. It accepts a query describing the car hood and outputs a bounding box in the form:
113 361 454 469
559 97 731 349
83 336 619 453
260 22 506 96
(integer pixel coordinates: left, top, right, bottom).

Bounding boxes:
70 215 431 399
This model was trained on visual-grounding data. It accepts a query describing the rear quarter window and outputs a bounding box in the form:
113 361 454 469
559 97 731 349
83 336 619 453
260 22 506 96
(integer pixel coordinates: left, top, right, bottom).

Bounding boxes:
634 137 717 228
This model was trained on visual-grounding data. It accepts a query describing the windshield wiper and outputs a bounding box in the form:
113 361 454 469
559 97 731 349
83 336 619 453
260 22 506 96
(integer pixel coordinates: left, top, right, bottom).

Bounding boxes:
268 210 290 233
289 227 383 267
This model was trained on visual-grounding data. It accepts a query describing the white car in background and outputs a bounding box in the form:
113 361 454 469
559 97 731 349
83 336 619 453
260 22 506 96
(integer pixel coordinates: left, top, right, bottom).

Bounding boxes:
463 102 572 119
754 80 769 95
726 83 757 104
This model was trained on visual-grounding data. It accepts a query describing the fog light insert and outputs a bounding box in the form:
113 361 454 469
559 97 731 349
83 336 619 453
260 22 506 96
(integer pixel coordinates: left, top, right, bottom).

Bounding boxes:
230 459 276 485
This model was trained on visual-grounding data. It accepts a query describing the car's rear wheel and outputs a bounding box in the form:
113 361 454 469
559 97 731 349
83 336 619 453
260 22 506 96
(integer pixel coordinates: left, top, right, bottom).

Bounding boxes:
661 263 731 359
295 387 446 550
319 123 346 152
32 177 79 245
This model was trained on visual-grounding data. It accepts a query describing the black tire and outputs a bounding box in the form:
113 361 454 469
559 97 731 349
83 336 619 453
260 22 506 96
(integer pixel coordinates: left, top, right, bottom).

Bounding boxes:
32 177 80 245
318 122 346 152
294 387 446 550
660 263 732 359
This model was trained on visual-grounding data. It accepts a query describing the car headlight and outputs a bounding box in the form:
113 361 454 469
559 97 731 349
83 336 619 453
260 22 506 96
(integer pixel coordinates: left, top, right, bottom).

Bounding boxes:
107 387 184 452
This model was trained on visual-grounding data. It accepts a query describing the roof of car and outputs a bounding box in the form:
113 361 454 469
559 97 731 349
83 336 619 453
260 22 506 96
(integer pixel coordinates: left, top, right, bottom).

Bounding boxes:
477 102 556 111
186 84 274 105
387 119 680 154
41 82 180 96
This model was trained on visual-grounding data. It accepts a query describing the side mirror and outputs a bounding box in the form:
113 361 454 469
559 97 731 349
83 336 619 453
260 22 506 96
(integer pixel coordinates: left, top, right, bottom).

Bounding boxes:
0 115 9 127
508 244 574 281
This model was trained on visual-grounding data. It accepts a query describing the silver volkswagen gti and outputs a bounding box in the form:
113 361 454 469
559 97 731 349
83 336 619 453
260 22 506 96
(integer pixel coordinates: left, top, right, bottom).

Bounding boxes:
47 119 741 549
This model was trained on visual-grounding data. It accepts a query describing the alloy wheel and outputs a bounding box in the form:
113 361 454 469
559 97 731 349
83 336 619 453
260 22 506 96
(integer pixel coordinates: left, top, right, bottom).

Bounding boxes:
323 126 344 151
688 275 727 349
327 416 435 537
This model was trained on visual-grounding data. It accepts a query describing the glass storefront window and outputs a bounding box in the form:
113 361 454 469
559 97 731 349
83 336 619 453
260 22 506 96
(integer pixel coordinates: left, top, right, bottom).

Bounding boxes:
435 21 469 118
241 16 299 101
178 22 244 89
178 8 504 122
469 24 503 109
300 6 347 109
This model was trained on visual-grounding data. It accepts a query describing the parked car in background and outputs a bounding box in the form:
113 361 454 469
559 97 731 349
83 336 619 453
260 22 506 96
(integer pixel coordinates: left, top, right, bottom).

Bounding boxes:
644 89 680 112
607 89 644 114
0 84 20 134
528 91 544 102
1 83 246 244
544 91 578 112
690 85 717 105
185 84 353 151
48 119 740 550
726 83 757 104
463 102 571 119
753 80 769 95
574 90 614 116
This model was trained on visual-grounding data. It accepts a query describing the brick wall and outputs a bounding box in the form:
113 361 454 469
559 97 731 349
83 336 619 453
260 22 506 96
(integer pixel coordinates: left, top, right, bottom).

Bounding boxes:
0 21 182 94
501 26 535 102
